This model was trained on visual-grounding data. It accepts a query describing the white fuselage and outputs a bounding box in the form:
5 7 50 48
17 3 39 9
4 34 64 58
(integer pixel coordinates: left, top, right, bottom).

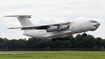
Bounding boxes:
23 20 100 39
5 15 100 39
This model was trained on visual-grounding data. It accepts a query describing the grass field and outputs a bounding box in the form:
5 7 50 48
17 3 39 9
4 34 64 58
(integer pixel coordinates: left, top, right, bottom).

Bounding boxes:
0 51 105 59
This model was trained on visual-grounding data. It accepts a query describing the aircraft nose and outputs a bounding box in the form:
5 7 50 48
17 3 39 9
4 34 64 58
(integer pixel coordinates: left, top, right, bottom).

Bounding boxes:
90 22 100 31
94 22 100 29
97 23 100 27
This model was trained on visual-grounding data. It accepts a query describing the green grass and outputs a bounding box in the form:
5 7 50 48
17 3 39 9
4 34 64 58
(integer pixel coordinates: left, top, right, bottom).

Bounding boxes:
0 51 105 59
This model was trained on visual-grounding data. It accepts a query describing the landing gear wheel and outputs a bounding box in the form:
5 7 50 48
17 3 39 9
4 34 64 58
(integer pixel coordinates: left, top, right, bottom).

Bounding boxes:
82 32 87 36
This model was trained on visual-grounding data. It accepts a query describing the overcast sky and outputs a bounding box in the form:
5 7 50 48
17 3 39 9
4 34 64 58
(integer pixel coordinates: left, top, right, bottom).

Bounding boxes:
0 0 105 39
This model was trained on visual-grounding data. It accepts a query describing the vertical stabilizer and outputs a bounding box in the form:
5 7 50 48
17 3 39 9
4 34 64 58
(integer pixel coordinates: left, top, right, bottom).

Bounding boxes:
5 15 34 26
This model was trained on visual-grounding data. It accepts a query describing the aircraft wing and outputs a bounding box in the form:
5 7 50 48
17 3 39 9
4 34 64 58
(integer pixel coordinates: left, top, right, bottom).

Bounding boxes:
8 22 70 30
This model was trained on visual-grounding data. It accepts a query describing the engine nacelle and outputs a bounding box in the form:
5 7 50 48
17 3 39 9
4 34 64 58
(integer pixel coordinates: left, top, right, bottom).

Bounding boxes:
58 25 69 31
47 25 69 32
47 26 58 32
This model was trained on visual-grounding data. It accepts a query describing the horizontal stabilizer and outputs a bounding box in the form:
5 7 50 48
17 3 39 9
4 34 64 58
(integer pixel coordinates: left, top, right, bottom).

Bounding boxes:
5 15 33 26
5 15 31 17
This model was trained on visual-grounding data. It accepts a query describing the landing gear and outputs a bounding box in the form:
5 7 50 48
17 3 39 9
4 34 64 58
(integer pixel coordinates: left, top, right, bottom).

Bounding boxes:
82 32 87 36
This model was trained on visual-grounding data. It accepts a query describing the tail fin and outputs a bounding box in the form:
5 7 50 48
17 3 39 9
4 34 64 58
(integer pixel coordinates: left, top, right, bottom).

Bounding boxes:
5 15 34 26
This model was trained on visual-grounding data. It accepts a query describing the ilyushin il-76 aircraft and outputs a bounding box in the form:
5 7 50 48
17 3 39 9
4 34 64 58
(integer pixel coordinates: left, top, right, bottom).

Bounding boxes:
5 15 100 41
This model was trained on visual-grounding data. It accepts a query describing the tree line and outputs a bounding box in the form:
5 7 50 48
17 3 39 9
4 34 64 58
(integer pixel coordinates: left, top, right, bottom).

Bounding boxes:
0 34 105 51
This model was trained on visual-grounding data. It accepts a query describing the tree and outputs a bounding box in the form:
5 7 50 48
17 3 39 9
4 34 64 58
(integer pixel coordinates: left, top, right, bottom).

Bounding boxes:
0 34 105 51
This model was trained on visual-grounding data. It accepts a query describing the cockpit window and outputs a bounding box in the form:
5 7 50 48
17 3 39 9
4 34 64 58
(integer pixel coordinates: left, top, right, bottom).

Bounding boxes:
89 20 97 23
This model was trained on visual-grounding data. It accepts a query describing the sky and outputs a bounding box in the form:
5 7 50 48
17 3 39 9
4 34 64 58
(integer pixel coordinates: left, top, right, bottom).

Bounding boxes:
0 0 105 39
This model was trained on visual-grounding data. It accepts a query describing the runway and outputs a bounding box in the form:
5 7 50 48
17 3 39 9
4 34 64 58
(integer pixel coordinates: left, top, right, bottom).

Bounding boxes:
0 51 105 54
0 51 62 54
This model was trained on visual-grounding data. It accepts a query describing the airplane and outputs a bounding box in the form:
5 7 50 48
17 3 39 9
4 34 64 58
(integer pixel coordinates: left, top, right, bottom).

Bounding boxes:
5 15 100 41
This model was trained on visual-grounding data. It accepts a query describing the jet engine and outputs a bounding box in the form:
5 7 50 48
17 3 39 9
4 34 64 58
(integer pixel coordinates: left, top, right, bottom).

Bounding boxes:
47 26 58 32
47 25 69 32
58 25 69 31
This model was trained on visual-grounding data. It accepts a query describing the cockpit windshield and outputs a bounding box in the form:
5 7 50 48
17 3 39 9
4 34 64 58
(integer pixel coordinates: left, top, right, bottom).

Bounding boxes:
89 20 97 23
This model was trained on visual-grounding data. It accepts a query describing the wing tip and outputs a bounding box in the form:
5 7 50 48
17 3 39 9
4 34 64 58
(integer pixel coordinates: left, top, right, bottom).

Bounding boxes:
7 27 13 29
4 15 8 17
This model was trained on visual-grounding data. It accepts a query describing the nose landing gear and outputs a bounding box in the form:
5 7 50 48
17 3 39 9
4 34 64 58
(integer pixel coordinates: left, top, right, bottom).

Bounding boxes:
82 32 87 36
